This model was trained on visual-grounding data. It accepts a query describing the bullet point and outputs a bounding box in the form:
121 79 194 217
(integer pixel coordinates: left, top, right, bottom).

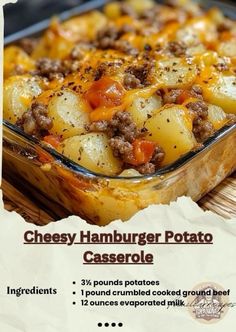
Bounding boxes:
73 291 76 295
73 281 76 285
72 302 76 305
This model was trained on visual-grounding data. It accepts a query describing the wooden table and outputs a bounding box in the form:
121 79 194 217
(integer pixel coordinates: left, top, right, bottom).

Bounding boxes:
2 173 236 224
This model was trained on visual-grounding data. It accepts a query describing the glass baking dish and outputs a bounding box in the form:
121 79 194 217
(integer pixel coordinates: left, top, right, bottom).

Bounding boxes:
3 0 236 225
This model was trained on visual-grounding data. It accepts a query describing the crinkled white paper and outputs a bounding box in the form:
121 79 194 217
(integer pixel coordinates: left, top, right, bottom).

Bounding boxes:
0 193 236 332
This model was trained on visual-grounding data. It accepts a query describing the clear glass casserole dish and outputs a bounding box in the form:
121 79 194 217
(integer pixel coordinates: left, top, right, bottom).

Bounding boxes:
3 0 236 225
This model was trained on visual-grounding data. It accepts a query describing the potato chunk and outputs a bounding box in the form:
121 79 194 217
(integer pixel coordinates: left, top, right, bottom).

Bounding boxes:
207 104 228 130
126 94 162 128
176 17 217 46
3 75 42 123
62 11 107 41
119 169 141 177
155 58 197 89
48 89 90 139
145 105 197 165
217 41 236 58
32 12 107 59
58 133 122 175
200 74 236 114
126 0 154 15
4 46 35 78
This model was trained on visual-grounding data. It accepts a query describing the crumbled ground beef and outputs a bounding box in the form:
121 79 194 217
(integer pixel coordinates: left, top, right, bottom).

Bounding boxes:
141 5 160 21
191 84 203 98
162 85 203 104
111 138 165 174
163 89 182 104
17 102 53 137
96 24 120 49
35 58 65 80
93 60 124 80
162 91 213 142
86 120 109 133
123 73 142 89
136 145 165 175
217 21 232 33
136 162 156 174
168 41 186 57
34 57 81 80
86 111 141 142
186 100 208 121
193 120 214 142
66 60 81 73
119 2 137 17
95 25 138 55
71 45 84 60
94 63 107 81
110 136 133 158
226 113 236 125
185 100 214 142
125 62 152 86
113 40 138 56
70 43 94 60
150 146 165 166
36 58 63 76
109 111 141 142
214 61 229 72
19 38 37 55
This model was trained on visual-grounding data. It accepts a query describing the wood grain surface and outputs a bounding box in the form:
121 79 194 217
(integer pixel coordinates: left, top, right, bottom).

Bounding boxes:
198 173 236 219
1 173 236 224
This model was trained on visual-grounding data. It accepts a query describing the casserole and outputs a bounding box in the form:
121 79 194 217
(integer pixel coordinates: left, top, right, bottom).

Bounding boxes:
3 0 236 225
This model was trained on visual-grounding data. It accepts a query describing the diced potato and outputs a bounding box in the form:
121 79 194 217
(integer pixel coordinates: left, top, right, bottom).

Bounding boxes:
176 17 217 46
32 12 107 59
217 41 236 58
119 169 141 177
176 25 200 46
48 89 90 139
155 58 197 89
145 105 197 165
4 46 35 78
207 104 228 130
3 75 42 123
32 29 74 60
58 133 122 175
61 11 107 41
200 74 236 114
186 44 206 56
126 94 162 128
126 0 154 15
104 2 122 19
207 7 224 25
